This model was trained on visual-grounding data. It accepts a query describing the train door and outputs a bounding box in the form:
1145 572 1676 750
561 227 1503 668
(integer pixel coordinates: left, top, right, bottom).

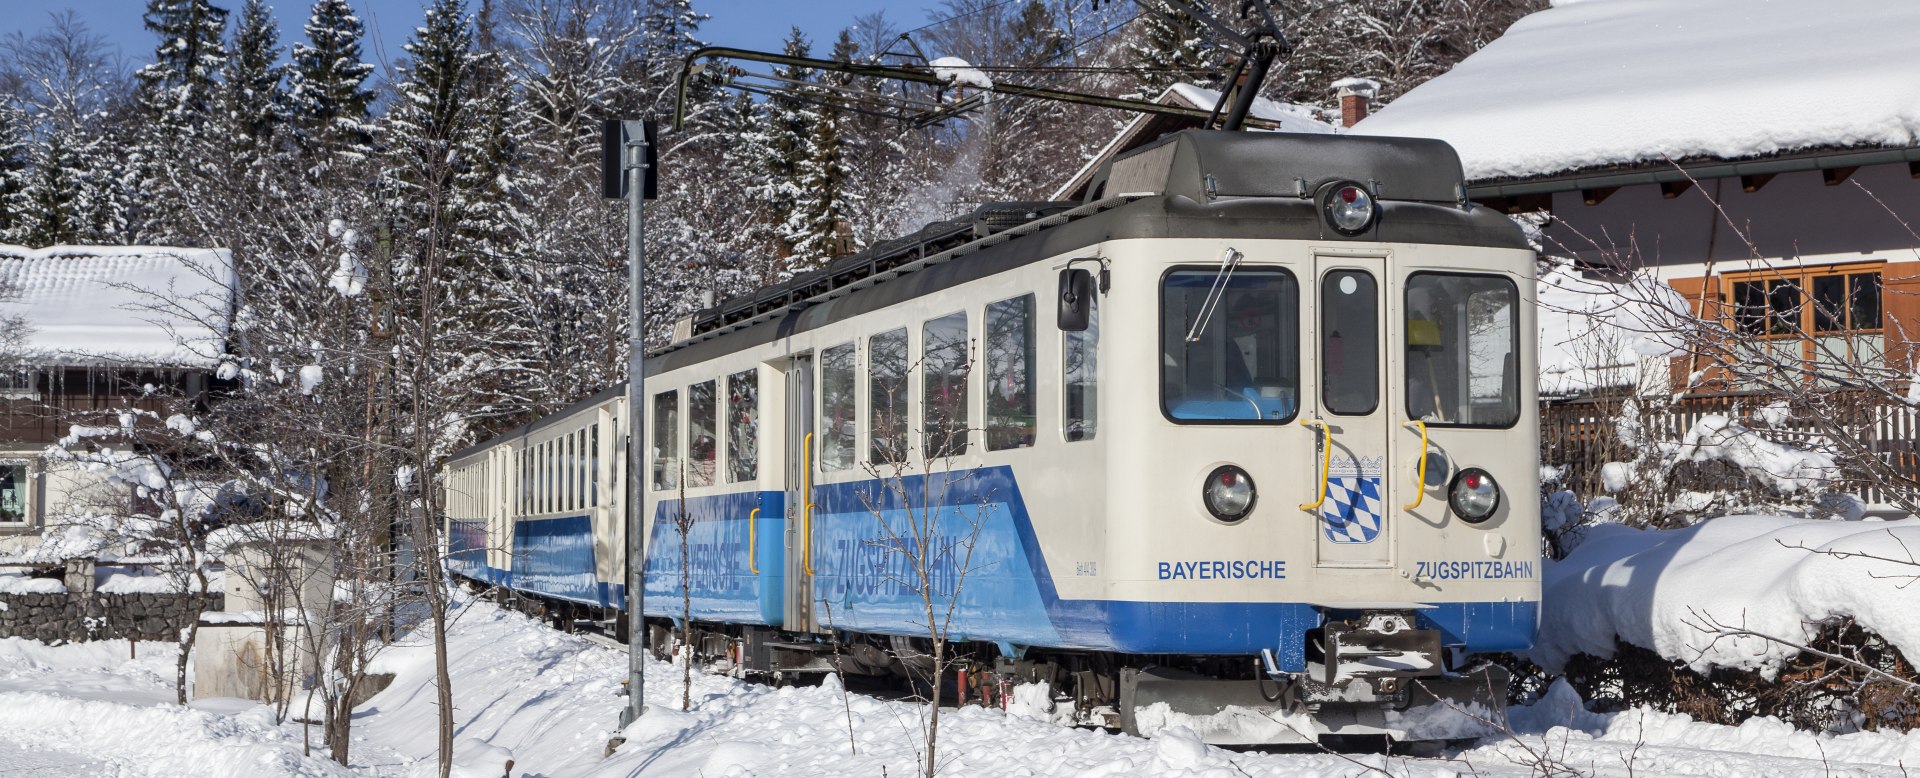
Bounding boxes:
1311 255 1392 568
783 354 818 633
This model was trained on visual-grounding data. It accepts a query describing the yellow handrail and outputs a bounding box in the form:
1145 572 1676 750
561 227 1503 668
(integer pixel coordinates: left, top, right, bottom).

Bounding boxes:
1298 419 1332 511
802 432 816 575
1402 420 1429 511
746 507 760 574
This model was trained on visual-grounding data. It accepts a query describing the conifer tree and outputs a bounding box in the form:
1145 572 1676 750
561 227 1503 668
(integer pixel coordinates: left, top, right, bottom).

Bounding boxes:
1125 0 1224 100
224 0 286 156
134 0 230 243
785 30 862 268
0 105 33 244
759 27 819 272
288 0 375 161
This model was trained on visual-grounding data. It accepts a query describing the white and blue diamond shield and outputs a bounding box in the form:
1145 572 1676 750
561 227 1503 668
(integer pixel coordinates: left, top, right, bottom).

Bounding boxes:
1321 457 1384 544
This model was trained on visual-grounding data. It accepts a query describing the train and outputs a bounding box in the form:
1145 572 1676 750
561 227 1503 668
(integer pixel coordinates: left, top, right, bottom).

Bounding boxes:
441 128 1541 744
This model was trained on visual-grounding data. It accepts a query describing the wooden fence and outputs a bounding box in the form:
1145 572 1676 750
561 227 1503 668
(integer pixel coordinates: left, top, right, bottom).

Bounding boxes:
1541 391 1920 508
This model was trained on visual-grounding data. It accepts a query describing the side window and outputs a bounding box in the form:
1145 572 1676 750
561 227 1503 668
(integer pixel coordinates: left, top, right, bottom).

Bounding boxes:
1064 291 1097 441
820 343 857 471
1321 269 1379 415
1406 272 1520 427
869 329 910 465
727 370 759 482
986 294 1036 451
651 390 679 490
923 312 971 458
687 380 718 486
589 424 600 506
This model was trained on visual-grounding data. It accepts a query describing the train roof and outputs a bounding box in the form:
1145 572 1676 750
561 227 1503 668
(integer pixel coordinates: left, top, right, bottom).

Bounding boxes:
444 130 1528 467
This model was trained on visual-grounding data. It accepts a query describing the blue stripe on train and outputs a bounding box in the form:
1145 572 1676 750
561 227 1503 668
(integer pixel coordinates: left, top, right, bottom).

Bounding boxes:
462 466 1538 658
643 491 786 625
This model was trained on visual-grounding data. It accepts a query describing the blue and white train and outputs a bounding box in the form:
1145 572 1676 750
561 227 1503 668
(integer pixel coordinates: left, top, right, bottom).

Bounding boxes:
442 129 1541 743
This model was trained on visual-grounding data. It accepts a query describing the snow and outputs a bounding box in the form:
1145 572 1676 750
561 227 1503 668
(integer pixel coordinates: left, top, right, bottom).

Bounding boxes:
1673 414 1837 493
1353 0 1920 181
0 244 235 367
299 364 324 394
1167 83 1338 135
1535 261 1690 396
928 56 993 90
0 573 64 594
0 593 1908 775
1532 515 1920 678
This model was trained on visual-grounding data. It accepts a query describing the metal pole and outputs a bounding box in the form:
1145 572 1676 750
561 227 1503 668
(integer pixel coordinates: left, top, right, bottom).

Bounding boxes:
621 121 649 728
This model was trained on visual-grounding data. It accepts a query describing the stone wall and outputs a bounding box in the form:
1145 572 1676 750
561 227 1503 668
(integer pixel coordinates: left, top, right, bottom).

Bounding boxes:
0 593 224 643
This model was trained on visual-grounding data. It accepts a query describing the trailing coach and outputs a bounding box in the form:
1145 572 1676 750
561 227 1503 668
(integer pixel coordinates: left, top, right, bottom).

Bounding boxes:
441 129 1542 744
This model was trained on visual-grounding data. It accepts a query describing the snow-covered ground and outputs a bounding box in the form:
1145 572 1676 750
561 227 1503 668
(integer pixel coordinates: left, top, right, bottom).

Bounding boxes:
0 589 1913 777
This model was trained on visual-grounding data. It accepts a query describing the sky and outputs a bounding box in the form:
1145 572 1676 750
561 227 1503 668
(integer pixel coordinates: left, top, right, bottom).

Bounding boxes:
1 0 944 68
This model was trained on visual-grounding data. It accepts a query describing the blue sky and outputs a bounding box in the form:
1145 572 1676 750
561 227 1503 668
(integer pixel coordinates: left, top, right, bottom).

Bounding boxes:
2 0 941 67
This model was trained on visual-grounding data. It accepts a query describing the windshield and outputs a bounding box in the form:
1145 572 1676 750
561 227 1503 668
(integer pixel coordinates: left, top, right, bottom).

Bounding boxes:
1162 268 1298 422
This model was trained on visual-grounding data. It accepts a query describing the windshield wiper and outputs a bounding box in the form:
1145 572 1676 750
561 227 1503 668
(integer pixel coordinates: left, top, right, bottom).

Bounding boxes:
1186 247 1244 342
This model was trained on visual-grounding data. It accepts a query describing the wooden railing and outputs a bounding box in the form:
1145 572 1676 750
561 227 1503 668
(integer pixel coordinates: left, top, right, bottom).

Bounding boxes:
1542 391 1920 508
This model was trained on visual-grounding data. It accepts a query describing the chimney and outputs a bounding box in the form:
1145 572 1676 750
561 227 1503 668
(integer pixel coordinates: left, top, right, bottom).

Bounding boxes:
1333 78 1380 128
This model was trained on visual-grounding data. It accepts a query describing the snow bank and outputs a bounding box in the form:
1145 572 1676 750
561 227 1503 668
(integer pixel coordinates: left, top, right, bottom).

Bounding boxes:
1504 678 1920 770
0 574 63 594
1536 261 1690 396
0 244 234 367
1533 515 1920 677
1354 0 1920 181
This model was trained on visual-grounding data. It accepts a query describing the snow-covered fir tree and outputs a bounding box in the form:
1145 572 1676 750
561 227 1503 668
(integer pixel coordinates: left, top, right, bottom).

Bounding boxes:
133 0 229 243
223 0 287 158
0 104 32 244
783 30 863 268
288 0 376 162
1125 0 1226 99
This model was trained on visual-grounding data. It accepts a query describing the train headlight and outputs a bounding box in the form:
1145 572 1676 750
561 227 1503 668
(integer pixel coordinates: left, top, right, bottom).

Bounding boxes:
1203 465 1257 522
1448 468 1500 523
1323 181 1377 235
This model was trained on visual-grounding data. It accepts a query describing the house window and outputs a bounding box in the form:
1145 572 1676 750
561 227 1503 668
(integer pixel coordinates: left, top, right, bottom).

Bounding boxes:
0 370 38 401
0 463 27 524
1723 267 1884 383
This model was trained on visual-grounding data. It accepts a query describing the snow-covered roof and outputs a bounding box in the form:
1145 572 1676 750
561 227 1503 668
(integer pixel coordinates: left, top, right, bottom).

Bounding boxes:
1353 0 1920 182
1050 83 1336 201
0 245 234 368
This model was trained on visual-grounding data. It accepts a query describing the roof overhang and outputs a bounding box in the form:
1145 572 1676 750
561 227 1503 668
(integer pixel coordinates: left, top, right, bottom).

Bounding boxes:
1467 144 1920 212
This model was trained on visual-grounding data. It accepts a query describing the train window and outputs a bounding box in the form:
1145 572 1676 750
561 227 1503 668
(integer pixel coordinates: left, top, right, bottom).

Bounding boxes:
821 343 857 471
1161 268 1298 423
577 430 588 507
1321 270 1380 415
1406 272 1520 428
652 390 679 490
688 380 718 486
986 295 1036 451
727 370 758 481
1064 290 1098 441
869 329 910 465
589 424 600 506
924 312 971 457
